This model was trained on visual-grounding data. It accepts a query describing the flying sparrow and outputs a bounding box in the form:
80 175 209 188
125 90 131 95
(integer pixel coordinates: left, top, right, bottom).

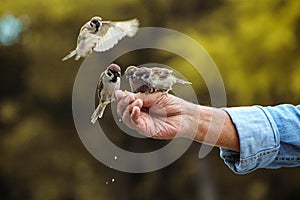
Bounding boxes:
91 64 121 123
125 65 191 93
62 16 139 61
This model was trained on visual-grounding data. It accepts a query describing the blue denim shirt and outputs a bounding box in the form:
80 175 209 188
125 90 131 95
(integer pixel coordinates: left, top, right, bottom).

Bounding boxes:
220 104 300 174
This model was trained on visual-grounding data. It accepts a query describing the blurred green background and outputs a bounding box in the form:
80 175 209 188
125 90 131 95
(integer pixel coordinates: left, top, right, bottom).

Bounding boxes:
0 0 299 199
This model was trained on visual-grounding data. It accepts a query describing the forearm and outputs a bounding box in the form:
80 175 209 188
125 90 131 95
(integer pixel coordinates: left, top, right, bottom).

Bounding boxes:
184 103 240 151
220 104 300 174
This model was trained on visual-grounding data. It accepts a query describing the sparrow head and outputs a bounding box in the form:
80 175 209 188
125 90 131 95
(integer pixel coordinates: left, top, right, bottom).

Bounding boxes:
106 64 121 82
152 67 172 76
89 16 102 33
136 67 152 79
124 66 138 78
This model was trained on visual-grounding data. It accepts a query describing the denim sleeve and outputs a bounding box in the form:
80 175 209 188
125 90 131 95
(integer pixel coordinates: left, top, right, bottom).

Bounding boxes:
220 104 300 174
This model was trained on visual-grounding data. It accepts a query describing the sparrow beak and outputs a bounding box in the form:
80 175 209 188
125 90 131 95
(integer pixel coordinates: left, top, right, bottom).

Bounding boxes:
95 20 101 32
90 18 102 32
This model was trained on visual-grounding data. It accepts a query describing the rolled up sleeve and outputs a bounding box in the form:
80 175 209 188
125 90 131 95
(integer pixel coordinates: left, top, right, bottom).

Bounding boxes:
219 105 298 174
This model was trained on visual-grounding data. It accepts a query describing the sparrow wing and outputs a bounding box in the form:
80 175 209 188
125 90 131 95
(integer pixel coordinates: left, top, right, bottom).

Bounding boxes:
110 18 139 37
97 72 105 100
77 25 86 45
93 19 139 52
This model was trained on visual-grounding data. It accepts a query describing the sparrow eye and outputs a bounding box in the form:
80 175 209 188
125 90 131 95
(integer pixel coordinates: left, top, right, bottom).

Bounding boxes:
92 19 101 26
142 74 150 79
90 22 94 27
107 71 113 76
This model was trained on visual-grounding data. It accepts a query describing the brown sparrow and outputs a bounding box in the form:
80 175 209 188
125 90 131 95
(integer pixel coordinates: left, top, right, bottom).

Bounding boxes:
91 64 121 123
62 16 139 61
125 65 191 93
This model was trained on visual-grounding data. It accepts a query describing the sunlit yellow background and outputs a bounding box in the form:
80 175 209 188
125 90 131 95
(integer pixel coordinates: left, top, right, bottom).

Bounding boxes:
0 0 299 200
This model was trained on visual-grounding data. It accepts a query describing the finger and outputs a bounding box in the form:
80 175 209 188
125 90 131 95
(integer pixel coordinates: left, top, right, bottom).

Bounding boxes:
115 90 124 101
121 99 143 127
131 98 143 109
115 90 133 100
117 93 136 117
130 109 152 138
124 105 151 138
121 104 137 130
131 106 141 121
134 92 165 107
137 92 185 116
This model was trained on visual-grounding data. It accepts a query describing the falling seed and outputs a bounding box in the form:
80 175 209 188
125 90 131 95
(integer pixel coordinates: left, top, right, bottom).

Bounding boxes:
105 181 109 185
112 178 115 182
114 156 118 160
118 118 122 122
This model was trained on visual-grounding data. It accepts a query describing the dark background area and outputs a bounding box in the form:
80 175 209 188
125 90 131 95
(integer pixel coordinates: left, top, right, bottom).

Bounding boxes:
0 0 299 199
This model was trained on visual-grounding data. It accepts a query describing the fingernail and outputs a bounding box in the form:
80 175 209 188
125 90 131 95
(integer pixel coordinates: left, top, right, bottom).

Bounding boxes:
124 94 134 104
132 99 143 108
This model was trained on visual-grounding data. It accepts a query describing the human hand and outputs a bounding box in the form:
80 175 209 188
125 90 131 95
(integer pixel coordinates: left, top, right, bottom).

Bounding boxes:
115 90 200 139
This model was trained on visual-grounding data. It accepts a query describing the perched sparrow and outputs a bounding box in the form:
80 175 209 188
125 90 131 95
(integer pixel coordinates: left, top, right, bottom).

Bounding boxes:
62 16 139 61
91 64 121 123
125 66 191 93
125 66 152 93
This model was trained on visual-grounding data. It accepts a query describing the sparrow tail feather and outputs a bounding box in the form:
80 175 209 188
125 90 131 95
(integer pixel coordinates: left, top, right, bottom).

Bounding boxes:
62 50 77 61
90 102 108 123
176 79 192 85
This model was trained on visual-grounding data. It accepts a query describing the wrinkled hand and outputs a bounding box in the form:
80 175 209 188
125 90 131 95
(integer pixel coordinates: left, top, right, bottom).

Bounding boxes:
115 90 199 139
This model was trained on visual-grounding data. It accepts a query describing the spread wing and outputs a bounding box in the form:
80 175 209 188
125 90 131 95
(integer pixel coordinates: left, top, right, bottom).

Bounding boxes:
93 19 139 52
